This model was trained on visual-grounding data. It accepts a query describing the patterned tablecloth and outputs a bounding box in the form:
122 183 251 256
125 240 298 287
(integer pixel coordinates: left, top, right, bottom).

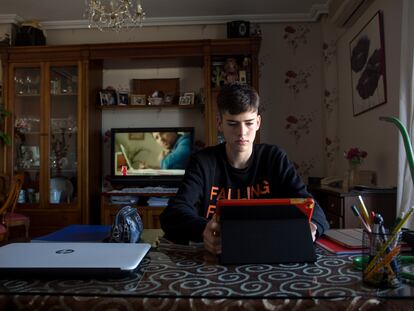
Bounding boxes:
1 242 414 310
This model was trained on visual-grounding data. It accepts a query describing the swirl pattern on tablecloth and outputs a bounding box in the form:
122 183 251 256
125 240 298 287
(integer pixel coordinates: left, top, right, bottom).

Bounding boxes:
0 244 413 300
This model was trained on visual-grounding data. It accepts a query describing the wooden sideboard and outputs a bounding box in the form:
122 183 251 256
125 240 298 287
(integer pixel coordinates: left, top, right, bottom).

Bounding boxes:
308 186 397 229
100 191 175 229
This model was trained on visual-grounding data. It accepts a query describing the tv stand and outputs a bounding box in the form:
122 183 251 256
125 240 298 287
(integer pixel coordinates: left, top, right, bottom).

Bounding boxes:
101 188 177 228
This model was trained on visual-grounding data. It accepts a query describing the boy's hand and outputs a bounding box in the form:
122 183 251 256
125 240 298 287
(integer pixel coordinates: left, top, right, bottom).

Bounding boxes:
203 214 222 254
310 222 317 242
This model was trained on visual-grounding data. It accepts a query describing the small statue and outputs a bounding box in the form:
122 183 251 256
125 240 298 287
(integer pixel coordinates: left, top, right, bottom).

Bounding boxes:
212 66 224 87
224 58 239 84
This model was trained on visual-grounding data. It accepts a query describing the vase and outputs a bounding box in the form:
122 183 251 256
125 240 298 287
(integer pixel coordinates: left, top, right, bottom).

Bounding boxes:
347 162 360 190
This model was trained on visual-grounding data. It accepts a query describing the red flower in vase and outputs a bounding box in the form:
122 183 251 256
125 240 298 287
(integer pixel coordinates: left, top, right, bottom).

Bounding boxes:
344 147 368 165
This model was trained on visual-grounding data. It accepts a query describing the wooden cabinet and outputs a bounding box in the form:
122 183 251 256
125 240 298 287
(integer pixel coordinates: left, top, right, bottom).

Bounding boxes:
101 193 172 229
1 38 261 236
1 46 102 237
309 186 397 229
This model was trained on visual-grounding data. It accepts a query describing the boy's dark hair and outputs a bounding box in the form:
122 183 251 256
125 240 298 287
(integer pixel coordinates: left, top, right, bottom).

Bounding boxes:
216 83 261 116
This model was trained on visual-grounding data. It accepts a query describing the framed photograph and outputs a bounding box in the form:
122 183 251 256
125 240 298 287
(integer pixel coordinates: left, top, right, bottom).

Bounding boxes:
350 11 386 116
117 91 129 105
184 92 195 105
99 89 117 106
179 95 192 106
130 94 147 105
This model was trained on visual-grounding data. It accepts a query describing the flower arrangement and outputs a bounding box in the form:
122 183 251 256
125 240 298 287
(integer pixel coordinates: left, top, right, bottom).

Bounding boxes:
344 147 368 165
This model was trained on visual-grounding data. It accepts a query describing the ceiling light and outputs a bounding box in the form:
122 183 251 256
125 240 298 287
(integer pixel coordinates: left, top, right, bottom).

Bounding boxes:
85 0 146 31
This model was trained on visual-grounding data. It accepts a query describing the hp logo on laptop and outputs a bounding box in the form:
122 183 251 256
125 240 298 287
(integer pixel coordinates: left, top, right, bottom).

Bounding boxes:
56 249 74 254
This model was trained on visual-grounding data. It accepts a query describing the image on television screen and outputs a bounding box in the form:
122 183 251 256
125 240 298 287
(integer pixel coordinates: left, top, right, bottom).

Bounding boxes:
112 127 194 177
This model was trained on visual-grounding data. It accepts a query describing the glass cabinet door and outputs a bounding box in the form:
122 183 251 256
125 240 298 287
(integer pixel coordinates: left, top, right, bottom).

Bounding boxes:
13 67 41 205
49 66 78 205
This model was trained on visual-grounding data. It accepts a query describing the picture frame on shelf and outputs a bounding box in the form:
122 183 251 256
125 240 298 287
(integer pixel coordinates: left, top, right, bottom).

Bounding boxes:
179 95 192 106
99 89 117 106
350 10 387 116
182 92 195 105
117 91 129 105
130 94 147 105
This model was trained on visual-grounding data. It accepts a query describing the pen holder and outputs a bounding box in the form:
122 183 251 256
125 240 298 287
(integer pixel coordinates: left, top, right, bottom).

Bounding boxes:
362 229 402 288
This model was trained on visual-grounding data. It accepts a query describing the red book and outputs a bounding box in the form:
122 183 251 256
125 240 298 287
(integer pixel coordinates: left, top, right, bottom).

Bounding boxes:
316 237 364 255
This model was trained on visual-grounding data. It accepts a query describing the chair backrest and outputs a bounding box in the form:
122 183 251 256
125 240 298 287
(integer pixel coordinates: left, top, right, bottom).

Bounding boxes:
0 173 24 218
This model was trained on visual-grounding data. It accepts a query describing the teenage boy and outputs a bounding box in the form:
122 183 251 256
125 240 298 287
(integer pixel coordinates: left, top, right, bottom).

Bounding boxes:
160 83 329 254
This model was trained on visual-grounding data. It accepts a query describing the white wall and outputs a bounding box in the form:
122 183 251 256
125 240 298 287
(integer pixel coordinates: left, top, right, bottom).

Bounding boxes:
335 0 402 187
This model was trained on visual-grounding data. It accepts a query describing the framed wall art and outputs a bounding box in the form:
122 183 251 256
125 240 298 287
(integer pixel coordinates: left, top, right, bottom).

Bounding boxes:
350 10 387 116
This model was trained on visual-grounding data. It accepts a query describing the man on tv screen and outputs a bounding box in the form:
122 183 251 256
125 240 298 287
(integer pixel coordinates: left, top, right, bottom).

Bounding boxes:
115 130 191 173
152 132 191 169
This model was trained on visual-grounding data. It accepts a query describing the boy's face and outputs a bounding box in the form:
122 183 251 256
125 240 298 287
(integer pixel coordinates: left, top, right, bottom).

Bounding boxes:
218 110 261 153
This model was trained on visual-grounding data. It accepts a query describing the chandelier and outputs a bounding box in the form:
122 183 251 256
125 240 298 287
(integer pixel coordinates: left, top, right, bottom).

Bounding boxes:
86 0 146 31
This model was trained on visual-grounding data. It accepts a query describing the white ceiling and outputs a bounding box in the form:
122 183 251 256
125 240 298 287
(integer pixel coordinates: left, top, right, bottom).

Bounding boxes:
0 0 330 29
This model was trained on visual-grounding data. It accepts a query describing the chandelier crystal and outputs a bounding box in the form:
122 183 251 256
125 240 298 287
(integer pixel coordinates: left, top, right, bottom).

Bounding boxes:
86 0 146 31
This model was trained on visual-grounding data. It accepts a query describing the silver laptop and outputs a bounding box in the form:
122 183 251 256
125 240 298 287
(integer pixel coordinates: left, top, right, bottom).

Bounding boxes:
0 242 151 277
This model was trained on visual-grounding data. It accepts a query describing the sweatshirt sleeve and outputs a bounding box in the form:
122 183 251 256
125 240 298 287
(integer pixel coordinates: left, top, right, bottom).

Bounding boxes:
275 149 330 237
159 154 209 244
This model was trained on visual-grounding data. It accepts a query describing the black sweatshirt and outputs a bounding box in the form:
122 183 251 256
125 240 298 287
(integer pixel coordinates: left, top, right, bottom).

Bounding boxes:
160 143 329 244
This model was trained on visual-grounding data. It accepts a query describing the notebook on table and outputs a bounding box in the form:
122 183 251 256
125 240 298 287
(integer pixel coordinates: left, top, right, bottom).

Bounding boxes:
216 198 316 265
0 242 151 278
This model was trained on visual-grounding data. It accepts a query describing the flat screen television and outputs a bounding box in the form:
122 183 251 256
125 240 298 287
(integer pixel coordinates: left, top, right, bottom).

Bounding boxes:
110 127 194 187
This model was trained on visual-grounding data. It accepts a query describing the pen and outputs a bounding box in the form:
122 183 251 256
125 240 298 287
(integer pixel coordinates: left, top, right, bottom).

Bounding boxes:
364 206 414 275
351 204 371 232
358 195 372 228
376 213 399 274
370 211 376 223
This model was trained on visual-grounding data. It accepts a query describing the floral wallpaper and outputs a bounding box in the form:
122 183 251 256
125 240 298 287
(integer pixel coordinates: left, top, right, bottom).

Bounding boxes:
260 20 338 183
283 25 311 52
284 68 313 96
285 114 313 144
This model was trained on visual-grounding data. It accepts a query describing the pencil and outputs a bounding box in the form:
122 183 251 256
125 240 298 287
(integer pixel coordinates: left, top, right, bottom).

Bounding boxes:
351 204 371 232
358 195 372 228
364 206 414 275
364 245 401 280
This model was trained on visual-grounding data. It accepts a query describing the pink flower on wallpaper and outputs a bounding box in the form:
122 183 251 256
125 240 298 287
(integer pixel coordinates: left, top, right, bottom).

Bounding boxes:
324 88 338 115
283 25 310 52
323 40 336 66
284 69 312 96
324 136 340 163
285 114 312 143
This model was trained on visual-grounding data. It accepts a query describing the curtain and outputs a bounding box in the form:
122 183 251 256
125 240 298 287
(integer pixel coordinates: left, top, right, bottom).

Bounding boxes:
398 0 414 228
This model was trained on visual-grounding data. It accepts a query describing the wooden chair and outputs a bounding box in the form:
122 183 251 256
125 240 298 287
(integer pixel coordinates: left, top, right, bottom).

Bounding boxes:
0 173 30 240
0 173 10 205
